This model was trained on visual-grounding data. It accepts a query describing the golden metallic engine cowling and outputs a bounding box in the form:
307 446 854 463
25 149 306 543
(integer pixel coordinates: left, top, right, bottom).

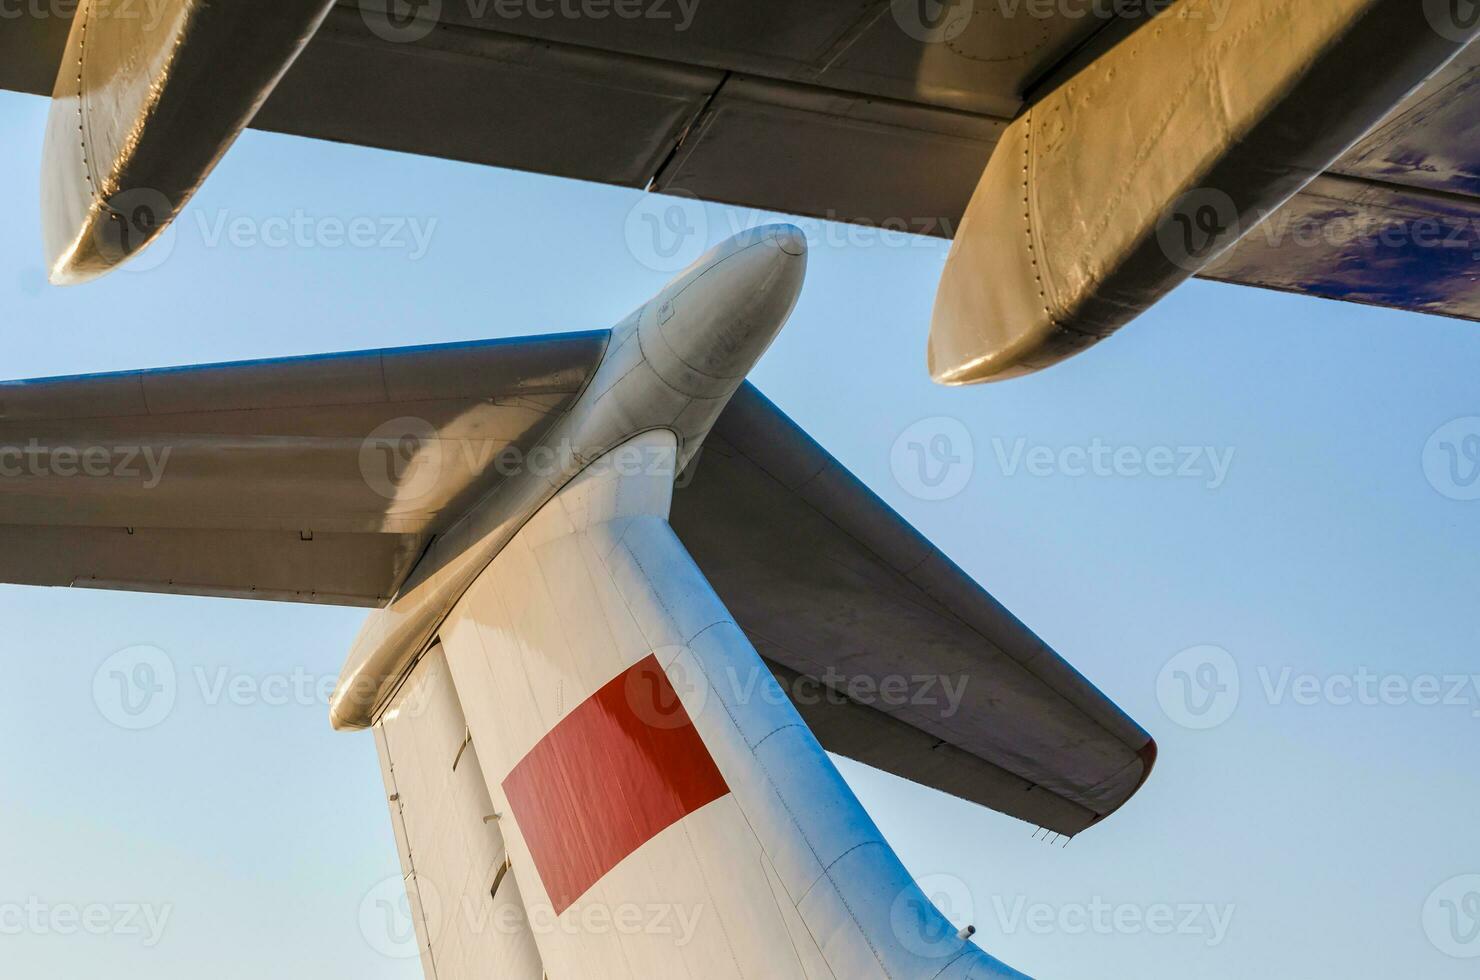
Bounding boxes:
42 0 335 284
929 0 1480 385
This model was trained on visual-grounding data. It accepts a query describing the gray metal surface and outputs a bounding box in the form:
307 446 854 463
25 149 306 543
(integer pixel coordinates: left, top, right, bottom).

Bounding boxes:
0 332 607 604
4 3 1474 323
672 382 1155 833
0 325 1151 830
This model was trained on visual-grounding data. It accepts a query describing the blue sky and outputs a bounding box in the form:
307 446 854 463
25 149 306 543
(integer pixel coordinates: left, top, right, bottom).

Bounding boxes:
2 87 1479 978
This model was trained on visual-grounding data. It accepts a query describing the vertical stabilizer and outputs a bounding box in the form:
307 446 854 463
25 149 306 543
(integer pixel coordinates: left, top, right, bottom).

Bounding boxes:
429 431 1027 979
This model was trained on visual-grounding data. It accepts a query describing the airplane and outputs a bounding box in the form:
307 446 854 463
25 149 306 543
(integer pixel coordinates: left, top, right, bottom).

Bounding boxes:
0 1 1477 977
0 222 1154 978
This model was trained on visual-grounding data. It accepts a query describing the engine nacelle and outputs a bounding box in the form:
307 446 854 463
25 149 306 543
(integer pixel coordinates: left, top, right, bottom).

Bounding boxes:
928 0 1480 385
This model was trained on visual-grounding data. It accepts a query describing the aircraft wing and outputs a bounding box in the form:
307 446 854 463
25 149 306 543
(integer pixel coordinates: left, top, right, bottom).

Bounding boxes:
2 2 1475 325
673 383 1153 834
0 337 1151 833
0 333 608 605
1202 44 1480 323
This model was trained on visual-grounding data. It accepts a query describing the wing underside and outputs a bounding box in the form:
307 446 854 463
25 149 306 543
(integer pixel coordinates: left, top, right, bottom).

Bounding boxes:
0 332 607 605
3 2 1474 321
674 383 1152 833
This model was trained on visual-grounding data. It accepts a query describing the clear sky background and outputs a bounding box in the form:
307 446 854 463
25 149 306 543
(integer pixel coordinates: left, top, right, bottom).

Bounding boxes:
2 86 1479 979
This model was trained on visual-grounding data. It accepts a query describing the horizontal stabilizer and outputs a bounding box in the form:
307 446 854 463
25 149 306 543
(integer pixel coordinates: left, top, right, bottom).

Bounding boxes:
0 335 1150 833
0 333 606 604
674 384 1153 834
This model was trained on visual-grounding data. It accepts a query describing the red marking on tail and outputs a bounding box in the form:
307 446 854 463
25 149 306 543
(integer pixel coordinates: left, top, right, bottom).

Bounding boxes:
502 654 729 913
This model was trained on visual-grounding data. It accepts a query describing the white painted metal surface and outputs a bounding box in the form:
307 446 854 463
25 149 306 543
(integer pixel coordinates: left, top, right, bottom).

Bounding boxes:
344 226 1028 976
432 430 1025 978
376 645 545 978
331 224 808 730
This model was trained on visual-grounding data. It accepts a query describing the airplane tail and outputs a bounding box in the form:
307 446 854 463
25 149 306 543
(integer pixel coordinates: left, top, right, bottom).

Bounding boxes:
368 428 1027 979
